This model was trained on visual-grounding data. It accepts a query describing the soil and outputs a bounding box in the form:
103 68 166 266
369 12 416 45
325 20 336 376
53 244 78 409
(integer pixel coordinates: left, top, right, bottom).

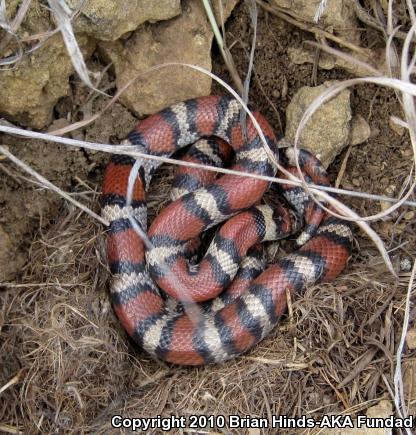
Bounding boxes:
1 2 415 433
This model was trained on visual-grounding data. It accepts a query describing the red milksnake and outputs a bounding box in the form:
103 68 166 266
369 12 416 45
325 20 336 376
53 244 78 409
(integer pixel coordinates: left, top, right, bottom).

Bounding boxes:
102 95 352 365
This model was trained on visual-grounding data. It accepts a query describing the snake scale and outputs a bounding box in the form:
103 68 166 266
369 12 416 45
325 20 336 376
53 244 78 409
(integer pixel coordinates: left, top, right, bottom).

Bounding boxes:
101 95 353 365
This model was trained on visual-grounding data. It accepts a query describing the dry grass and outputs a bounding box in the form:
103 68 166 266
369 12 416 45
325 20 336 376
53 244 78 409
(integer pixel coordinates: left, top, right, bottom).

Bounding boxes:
1 1 416 433
1 177 415 433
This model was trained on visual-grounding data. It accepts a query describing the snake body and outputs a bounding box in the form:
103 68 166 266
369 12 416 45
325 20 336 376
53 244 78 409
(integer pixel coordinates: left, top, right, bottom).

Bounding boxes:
102 95 353 365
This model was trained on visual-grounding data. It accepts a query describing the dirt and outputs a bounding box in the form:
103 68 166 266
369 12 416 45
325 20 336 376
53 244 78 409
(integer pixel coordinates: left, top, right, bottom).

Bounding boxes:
0 60 137 281
215 3 415 262
0 2 415 433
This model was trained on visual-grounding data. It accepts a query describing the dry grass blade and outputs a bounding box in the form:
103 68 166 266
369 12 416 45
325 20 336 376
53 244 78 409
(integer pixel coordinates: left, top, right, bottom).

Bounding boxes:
47 0 104 95
0 0 32 55
202 0 243 93
353 0 411 41
337 348 378 388
405 0 416 25
0 0 25 69
0 424 22 435
399 23 416 160
313 0 328 22
242 0 258 107
0 371 22 395
0 0 9 30
393 259 416 420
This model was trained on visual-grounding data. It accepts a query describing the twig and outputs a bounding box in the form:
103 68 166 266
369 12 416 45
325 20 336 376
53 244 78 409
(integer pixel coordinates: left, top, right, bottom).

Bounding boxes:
352 0 411 41
256 0 367 54
337 347 378 388
335 145 352 188
303 40 381 76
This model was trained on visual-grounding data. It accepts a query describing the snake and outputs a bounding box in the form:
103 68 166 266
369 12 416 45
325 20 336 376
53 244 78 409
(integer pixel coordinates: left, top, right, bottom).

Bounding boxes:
101 95 353 365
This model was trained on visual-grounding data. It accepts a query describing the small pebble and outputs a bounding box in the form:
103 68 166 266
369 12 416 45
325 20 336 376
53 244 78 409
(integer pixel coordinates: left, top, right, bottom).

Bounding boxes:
272 89 280 98
370 127 380 138
380 185 396 211
400 258 412 272
400 148 413 158
47 118 70 133
389 116 405 136
350 114 371 145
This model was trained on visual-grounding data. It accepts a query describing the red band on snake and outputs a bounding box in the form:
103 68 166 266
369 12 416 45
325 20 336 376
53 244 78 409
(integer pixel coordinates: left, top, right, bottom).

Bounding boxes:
102 95 353 365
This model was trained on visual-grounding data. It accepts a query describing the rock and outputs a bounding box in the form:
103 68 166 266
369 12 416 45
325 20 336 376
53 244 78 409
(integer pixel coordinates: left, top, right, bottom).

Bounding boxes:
380 185 396 212
404 211 415 221
389 117 405 136
350 114 371 145
99 0 239 117
0 0 186 128
406 328 416 350
370 127 380 139
288 46 335 70
366 400 392 418
364 400 393 435
0 34 95 129
66 0 181 41
319 400 393 435
288 46 386 77
271 0 359 43
400 258 412 272
400 148 413 158
0 1 96 128
285 81 351 168
0 225 25 282
2 0 49 36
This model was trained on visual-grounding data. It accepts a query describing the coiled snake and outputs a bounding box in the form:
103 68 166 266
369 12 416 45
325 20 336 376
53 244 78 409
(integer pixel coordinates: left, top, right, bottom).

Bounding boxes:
102 95 352 365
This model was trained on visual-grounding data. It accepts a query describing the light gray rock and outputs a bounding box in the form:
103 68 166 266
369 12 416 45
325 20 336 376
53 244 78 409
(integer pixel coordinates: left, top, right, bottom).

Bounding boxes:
285 82 352 168
349 114 371 146
0 0 181 127
0 34 95 128
99 0 239 117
